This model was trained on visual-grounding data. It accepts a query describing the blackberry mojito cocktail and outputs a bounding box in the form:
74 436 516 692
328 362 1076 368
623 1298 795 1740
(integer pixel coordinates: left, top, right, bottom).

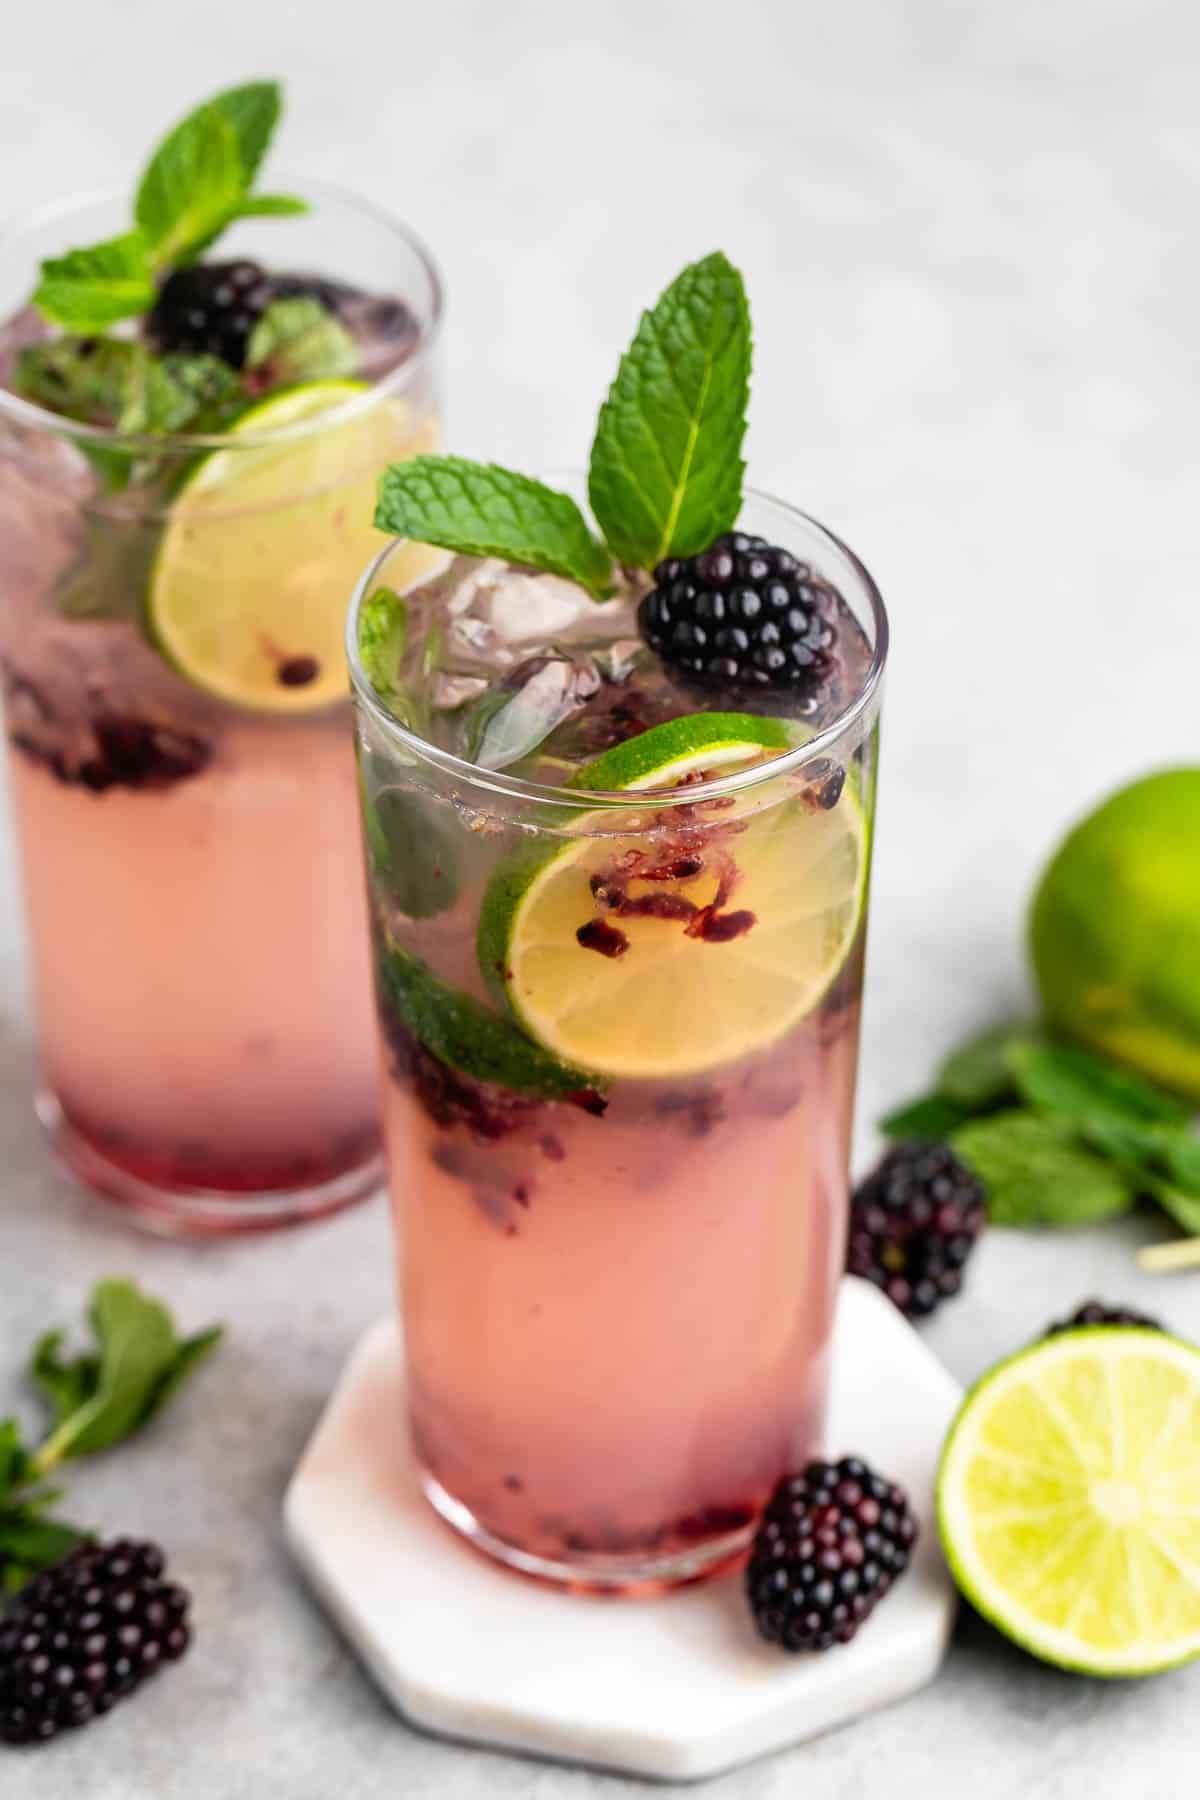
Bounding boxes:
0 84 441 1230
352 254 887 1587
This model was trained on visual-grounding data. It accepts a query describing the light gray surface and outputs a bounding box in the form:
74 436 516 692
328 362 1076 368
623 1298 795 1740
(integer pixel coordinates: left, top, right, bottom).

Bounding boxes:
1 2 1198 1794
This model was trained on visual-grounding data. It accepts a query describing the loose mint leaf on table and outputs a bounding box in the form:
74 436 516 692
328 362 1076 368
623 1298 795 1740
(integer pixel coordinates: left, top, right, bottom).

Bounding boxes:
879 1093 977 1141
32 234 156 333
376 458 614 599
587 251 751 569
30 1278 222 1471
1010 1041 1189 1131
952 1110 1135 1228
936 1022 1034 1108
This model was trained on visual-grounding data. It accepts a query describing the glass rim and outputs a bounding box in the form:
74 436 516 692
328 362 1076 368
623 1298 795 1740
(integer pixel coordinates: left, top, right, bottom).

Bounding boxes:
0 176 444 454
346 486 890 812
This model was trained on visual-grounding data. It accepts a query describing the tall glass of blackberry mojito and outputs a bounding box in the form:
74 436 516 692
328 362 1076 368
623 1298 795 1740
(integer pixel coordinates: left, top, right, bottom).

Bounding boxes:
350 255 888 1588
0 84 442 1232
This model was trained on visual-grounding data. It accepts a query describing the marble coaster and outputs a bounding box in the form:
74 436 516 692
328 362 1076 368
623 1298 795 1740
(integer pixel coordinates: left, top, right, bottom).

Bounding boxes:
284 1277 962 1783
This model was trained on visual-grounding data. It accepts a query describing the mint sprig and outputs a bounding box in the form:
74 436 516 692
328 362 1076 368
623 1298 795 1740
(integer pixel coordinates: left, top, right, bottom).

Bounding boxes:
32 80 305 332
376 458 614 598
881 1022 1200 1241
372 251 753 594
588 251 751 568
0 1280 221 1593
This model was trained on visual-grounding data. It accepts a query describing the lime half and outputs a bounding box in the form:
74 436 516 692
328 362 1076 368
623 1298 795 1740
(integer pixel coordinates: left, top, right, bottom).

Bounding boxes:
150 380 434 713
937 1328 1200 1676
477 714 867 1081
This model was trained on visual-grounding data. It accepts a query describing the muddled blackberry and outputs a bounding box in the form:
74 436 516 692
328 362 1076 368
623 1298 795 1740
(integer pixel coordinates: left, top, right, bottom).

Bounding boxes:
638 532 840 700
1043 1300 1164 1337
848 1142 987 1319
746 1458 917 1652
0 1540 191 1746
146 260 274 367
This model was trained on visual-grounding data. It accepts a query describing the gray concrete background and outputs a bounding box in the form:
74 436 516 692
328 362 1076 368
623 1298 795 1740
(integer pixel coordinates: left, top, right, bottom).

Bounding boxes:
1 2 1198 1793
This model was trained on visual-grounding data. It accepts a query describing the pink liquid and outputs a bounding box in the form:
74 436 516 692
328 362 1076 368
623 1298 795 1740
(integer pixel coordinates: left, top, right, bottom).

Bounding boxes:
9 708 378 1199
382 969 861 1579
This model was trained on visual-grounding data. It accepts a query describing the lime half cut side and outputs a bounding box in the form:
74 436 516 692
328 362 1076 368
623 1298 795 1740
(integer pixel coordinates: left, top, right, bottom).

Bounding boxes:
150 379 435 714
477 713 868 1082
937 1328 1200 1677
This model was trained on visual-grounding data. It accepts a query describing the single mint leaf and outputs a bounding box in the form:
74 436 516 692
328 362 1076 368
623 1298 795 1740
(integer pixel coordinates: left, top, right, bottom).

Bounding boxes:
1011 1040 1189 1131
587 251 750 568
31 1330 100 1428
145 1326 224 1422
357 586 408 698
246 297 357 384
376 457 613 598
952 1110 1134 1228
32 232 155 331
378 943 605 1102
230 194 309 219
135 100 245 267
364 787 461 919
936 1021 1033 1108
879 1092 975 1141
1150 1180 1200 1237
30 1279 220 1471
208 81 282 186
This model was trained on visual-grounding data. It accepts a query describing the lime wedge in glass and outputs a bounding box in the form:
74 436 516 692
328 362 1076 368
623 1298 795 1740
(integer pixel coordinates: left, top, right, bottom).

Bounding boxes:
477 714 867 1081
149 379 434 713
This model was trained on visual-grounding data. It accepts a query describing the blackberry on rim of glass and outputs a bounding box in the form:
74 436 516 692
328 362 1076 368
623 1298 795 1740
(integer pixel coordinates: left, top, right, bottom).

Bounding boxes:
638 530 842 706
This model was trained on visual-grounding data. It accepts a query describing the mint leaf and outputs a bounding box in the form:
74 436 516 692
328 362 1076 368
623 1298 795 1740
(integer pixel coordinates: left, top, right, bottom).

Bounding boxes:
879 1092 976 1141
246 297 357 384
376 457 613 598
208 80 282 186
378 943 605 1101
231 194 309 219
135 100 245 267
357 586 408 699
1011 1041 1189 1131
364 788 462 919
587 251 751 569
1150 1181 1200 1237
953 1110 1134 1228
32 232 155 331
936 1022 1032 1108
30 1279 222 1472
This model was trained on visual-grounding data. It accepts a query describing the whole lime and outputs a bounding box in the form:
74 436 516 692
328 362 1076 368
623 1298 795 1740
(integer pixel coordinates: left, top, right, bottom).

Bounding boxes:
1030 768 1200 1101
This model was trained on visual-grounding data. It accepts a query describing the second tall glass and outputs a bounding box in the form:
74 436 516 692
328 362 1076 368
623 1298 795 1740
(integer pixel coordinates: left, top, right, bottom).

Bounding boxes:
0 184 442 1233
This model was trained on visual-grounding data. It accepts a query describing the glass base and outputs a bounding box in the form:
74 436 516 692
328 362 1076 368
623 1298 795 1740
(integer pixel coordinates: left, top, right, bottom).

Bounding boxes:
418 1466 752 1596
38 1090 383 1238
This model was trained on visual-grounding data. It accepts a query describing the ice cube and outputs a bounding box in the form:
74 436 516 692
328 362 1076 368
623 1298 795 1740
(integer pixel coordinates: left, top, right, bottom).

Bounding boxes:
464 653 603 769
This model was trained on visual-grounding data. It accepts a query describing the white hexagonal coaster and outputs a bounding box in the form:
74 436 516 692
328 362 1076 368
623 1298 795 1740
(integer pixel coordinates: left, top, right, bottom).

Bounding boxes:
284 1277 961 1783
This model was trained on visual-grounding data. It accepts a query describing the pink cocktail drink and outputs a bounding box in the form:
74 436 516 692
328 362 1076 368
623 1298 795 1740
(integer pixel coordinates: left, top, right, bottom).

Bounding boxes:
352 480 886 1589
0 165 442 1232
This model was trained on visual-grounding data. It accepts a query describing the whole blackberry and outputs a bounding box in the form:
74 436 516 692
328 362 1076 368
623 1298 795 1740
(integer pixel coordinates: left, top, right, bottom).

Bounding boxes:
639 532 840 698
848 1142 987 1319
746 1458 917 1652
1044 1299 1164 1337
0 1540 191 1746
146 259 274 367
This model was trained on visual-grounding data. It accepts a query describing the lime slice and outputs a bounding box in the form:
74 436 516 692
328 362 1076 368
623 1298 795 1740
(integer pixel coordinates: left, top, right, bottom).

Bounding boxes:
937 1328 1200 1676
477 714 867 1081
150 380 434 713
